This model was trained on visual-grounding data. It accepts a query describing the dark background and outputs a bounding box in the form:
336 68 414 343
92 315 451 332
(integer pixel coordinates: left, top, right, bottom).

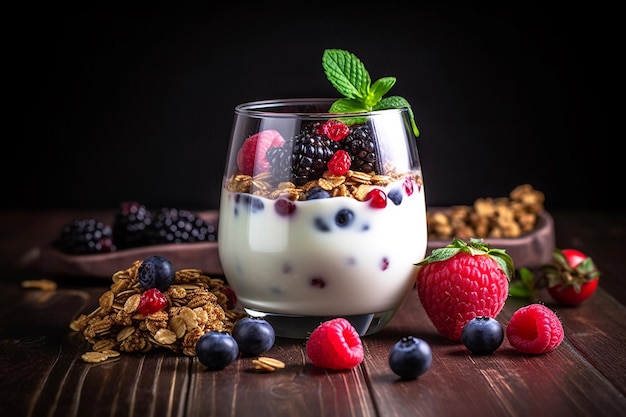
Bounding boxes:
5 3 619 212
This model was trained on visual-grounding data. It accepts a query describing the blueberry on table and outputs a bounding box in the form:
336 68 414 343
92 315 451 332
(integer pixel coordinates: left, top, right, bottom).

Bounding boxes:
232 317 276 357
138 255 176 291
461 316 504 355
388 336 432 380
196 331 239 371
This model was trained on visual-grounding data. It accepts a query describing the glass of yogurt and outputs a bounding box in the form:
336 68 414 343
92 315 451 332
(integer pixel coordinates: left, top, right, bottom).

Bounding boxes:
218 98 427 338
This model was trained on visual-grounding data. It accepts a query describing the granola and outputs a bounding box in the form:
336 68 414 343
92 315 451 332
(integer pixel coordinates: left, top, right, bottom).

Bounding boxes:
70 260 245 362
225 169 423 202
427 184 545 240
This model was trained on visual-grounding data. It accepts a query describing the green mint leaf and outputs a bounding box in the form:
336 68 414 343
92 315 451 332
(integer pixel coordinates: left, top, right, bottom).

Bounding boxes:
323 49 421 138
367 77 396 108
322 49 370 100
328 98 369 114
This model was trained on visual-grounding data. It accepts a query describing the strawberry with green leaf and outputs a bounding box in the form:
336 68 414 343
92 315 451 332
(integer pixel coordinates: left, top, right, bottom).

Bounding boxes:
322 49 420 137
415 238 513 341
543 248 601 306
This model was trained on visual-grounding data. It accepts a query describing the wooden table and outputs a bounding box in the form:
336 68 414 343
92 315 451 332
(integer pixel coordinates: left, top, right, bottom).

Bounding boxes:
0 209 624 417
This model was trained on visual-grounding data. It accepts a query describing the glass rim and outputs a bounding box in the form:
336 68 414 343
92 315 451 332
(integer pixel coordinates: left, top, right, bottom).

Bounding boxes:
234 98 405 118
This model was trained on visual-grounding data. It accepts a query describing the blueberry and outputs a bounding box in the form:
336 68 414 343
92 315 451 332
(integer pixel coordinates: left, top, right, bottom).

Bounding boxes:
232 317 275 357
196 331 239 370
461 316 504 355
137 255 175 291
335 209 354 228
388 336 432 380
314 217 330 232
388 188 403 205
306 187 331 200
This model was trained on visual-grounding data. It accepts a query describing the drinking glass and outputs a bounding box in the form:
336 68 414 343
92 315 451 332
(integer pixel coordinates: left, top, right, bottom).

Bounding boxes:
218 98 427 338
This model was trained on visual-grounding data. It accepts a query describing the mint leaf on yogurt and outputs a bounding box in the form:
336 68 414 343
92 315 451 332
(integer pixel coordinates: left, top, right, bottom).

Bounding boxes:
322 49 420 137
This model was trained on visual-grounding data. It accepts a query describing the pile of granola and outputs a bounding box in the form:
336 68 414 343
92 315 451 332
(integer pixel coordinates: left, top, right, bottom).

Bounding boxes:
427 184 545 240
70 260 245 362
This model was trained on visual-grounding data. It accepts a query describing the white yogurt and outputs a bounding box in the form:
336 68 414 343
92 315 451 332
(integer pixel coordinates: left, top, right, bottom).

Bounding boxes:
218 176 427 316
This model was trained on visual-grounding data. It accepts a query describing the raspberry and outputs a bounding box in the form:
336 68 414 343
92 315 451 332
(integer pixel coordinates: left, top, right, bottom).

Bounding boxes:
306 318 364 370
137 288 168 315
236 129 285 176
319 119 350 141
365 188 387 209
506 303 564 354
327 150 351 175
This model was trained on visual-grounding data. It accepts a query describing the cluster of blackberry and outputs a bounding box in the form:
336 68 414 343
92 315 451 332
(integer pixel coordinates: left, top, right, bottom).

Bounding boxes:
265 121 380 186
54 201 218 255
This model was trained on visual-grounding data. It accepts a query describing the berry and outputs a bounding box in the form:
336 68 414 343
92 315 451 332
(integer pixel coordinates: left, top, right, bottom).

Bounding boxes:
542 248 601 306
416 238 513 341
196 331 239 370
327 149 351 175
267 122 340 185
461 316 504 354
137 255 176 291
402 176 415 196
387 188 403 205
335 209 355 228
365 188 387 209
318 119 350 141
306 186 331 200
506 303 564 354
137 288 168 315
388 336 432 380
112 201 153 249
274 198 297 216
236 129 285 176
232 317 275 357
305 318 364 370
147 207 217 245
56 218 115 254
341 124 379 173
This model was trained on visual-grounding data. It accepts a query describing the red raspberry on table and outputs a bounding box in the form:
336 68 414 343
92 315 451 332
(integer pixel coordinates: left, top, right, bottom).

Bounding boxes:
236 129 285 176
137 288 168 315
506 303 564 354
416 238 513 341
306 318 364 370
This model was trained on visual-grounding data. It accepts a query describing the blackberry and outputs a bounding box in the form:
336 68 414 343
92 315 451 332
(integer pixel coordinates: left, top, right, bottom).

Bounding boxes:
147 207 217 245
55 218 115 255
267 122 340 186
342 124 380 173
112 201 153 249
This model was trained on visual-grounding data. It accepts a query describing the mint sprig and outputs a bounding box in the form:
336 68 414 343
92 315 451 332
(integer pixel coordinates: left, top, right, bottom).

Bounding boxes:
322 49 420 137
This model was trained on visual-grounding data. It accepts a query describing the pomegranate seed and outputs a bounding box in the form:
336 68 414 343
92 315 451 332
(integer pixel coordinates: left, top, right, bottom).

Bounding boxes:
403 177 414 196
365 189 387 209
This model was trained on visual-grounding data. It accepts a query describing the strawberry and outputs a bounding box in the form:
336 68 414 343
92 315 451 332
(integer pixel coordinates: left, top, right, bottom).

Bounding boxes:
236 129 285 176
416 238 514 341
542 248 600 306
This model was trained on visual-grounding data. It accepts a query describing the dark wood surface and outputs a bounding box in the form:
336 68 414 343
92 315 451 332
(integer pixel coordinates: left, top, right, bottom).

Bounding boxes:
1 209 625 417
